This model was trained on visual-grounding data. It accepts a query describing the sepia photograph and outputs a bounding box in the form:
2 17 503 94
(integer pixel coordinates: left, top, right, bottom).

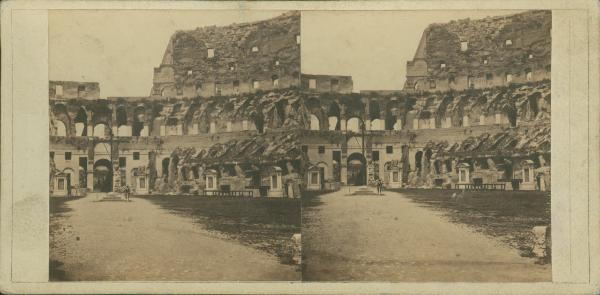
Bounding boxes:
48 8 551 282
299 10 552 282
48 10 303 281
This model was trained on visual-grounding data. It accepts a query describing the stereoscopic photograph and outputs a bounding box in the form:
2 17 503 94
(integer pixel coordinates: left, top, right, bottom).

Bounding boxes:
48 9 551 282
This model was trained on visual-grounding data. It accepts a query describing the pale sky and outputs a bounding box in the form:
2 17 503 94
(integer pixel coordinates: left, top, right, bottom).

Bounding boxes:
49 10 521 97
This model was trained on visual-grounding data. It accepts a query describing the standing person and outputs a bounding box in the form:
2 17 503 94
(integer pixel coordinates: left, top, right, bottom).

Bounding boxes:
125 185 130 202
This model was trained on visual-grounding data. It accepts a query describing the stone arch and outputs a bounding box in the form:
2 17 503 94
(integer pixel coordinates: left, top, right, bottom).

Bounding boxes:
368 100 381 120
132 105 147 136
91 103 112 126
347 152 366 186
183 103 201 135
327 101 341 131
93 159 113 192
74 107 88 136
52 104 71 136
116 106 128 127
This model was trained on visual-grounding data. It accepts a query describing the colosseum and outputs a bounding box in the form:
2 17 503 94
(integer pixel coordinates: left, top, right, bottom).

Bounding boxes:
49 10 551 198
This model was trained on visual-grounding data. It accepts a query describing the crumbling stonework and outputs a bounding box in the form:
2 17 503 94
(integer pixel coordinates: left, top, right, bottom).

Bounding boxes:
151 11 300 99
405 10 551 92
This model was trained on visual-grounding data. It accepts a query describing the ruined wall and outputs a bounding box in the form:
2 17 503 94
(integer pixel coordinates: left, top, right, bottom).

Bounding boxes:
151 11 301 99
301 74 354 94
404 10 551 92
49 81 100 100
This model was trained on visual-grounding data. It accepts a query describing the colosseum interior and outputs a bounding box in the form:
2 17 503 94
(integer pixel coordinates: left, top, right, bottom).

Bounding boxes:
49 9 551 198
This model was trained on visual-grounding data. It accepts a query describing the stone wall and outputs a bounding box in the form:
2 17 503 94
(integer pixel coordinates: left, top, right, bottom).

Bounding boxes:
301 74 354 94
49 81 100 100
151 11 300 99
404 10 551 92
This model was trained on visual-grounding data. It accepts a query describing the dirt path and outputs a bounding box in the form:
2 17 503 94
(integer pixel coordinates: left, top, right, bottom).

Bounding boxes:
302 187 551 282
50 193 299 281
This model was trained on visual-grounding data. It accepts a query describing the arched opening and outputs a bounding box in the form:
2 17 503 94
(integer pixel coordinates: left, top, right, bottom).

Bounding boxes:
54 120 67 136
370 119 384 131
52 104 71 136
93 123 108 138
93 159 113 192
346 117 362 133
369 100 381 120
132 106 146 136
162 158 170 178
116 106 127 126
347 152 367 186
327 102 341 131
415 150 423 176
116 106 130 136
74 107 87 136
309 114 320 131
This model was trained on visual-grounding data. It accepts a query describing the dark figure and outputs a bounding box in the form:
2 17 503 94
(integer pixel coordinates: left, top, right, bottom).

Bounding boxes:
125 185 130 201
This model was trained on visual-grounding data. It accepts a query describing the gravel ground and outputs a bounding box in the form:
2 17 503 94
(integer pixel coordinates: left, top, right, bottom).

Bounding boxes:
302 187 551 282
50 193 300 281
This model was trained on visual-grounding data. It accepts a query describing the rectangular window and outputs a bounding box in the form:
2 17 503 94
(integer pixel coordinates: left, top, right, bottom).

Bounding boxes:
486 73 493 81
318 146 325 154
429 79 436 89
65 152 72 161
119 157 126 167
50 151 55 160
302 145 308 153
55 85 63 96
207 48 215 58
133 152 140 160
311 172 319 185
233 80 240 87
58 178 65 190
78 85 86 92
372 151 380 161
139 177 146 189
392 171 399 182
524 168 530 182
386 146 393 154
468 76 475 89
207 176 214 189
331 79 339 86
271 175 278 189
309 79 317 89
